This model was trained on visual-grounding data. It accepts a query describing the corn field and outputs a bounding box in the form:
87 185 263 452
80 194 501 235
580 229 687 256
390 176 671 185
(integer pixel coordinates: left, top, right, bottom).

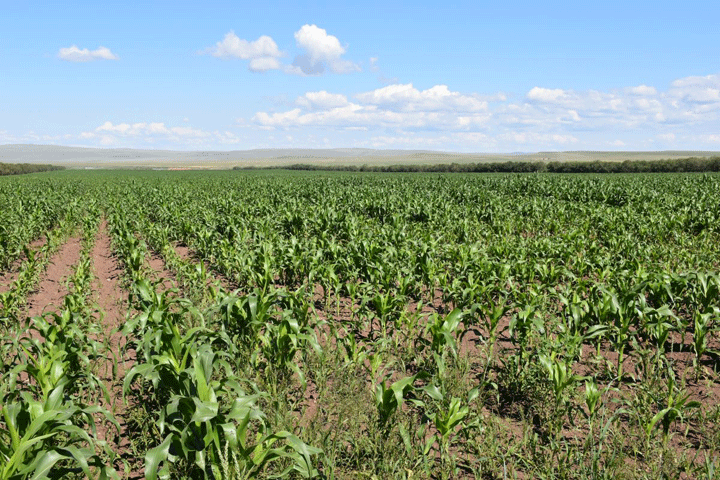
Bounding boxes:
1 169 720 479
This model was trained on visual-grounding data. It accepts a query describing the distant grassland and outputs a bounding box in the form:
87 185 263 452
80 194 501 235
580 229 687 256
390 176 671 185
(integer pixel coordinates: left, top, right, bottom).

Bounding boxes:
125 151 720 169
2 144 720 169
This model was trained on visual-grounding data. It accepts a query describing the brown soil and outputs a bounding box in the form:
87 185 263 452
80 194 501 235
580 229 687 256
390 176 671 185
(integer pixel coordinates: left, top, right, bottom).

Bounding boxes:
173 243 191 261
90 221 141 478
146 251 176 293
25 236 82 318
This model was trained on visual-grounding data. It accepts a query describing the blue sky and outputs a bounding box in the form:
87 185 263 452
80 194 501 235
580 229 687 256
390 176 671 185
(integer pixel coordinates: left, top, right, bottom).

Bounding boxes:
2 0 720 152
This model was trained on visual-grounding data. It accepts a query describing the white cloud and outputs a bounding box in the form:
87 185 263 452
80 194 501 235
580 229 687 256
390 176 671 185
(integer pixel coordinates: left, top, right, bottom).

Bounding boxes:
702 134 720 143
668 74 720 103
249 56 282 72
77 121 248 148
290 24 359 75
628 85 658 96
207 32 281 59
204 32 283 71
58 45 118 62
254 84 500 131
498 132 578 145
92 121 213 138
296 91 349 109
29 70 720 152
356 84 488 112
369 57 379 71
527 87 566 103
203 26 359 75
99 135 116 146
253 102 485 131
248 72 720 150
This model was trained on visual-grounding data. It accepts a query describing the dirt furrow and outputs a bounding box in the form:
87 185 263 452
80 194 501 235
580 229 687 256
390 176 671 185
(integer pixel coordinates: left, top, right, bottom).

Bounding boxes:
91 221 142 478
25 236 82 318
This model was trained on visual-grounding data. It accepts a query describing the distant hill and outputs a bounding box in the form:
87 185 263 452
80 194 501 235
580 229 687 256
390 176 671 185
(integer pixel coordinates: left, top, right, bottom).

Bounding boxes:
1 144 719 169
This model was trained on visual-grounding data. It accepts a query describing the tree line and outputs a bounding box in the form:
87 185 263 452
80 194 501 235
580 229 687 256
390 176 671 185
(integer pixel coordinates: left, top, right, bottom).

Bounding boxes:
234 156 720 173
0 162 65 176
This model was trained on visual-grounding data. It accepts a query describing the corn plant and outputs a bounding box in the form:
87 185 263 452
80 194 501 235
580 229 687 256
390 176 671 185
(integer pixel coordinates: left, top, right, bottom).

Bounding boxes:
539 352 587 437
646 373 700 445
374 375 419 429
0 381 117 480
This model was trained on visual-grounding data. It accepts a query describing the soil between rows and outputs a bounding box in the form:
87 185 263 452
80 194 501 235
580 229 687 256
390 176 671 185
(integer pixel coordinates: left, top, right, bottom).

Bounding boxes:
89 221 142 478
25 235 82 319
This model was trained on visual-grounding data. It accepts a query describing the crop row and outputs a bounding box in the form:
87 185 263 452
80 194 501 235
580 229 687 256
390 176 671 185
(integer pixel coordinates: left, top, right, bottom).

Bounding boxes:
0 170 718 478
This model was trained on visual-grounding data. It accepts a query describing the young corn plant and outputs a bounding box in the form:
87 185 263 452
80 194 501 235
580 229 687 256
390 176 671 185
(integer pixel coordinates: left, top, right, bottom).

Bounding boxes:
140 346 322 480
0 381 118 480
592 287 637 381
508 303 543 376
692 310 718 375
645 373 700 447
374 375 419 430
539 352 586 439
420 385 479 478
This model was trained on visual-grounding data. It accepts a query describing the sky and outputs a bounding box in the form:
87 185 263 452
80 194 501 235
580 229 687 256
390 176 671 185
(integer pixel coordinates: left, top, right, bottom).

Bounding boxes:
2 0 720 153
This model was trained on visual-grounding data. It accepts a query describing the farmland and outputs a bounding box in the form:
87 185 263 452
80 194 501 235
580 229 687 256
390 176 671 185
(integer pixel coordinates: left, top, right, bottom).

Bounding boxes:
1 169 720 479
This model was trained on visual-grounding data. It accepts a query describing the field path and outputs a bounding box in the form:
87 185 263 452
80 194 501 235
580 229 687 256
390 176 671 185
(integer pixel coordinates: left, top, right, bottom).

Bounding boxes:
25 235 82 318
91 221 143 479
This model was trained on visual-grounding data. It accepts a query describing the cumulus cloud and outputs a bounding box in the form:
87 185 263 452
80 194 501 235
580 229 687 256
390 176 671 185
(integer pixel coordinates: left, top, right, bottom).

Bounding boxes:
254 84 501 130
55 70 720 152
356 84 489 112
296 91 349 109
246 71 720 150
527 87 566 103
203 25 359 75
204 32 283 71
93 121 211 138
289 24 359 75
248 56 282 72
75 121 246 148
628 85 658 96
58 45 118 62
668 74 720 104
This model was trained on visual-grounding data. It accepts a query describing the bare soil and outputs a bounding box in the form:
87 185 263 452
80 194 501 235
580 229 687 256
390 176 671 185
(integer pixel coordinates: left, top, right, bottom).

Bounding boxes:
25 236 82 318
90 221 142 478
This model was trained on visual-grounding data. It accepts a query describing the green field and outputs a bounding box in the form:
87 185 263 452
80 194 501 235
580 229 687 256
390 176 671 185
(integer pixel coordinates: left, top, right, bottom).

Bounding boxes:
1 170 720 479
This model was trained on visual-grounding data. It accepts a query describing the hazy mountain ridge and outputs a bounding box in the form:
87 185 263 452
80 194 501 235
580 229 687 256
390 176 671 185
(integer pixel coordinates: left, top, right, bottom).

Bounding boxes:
1 144 719 169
